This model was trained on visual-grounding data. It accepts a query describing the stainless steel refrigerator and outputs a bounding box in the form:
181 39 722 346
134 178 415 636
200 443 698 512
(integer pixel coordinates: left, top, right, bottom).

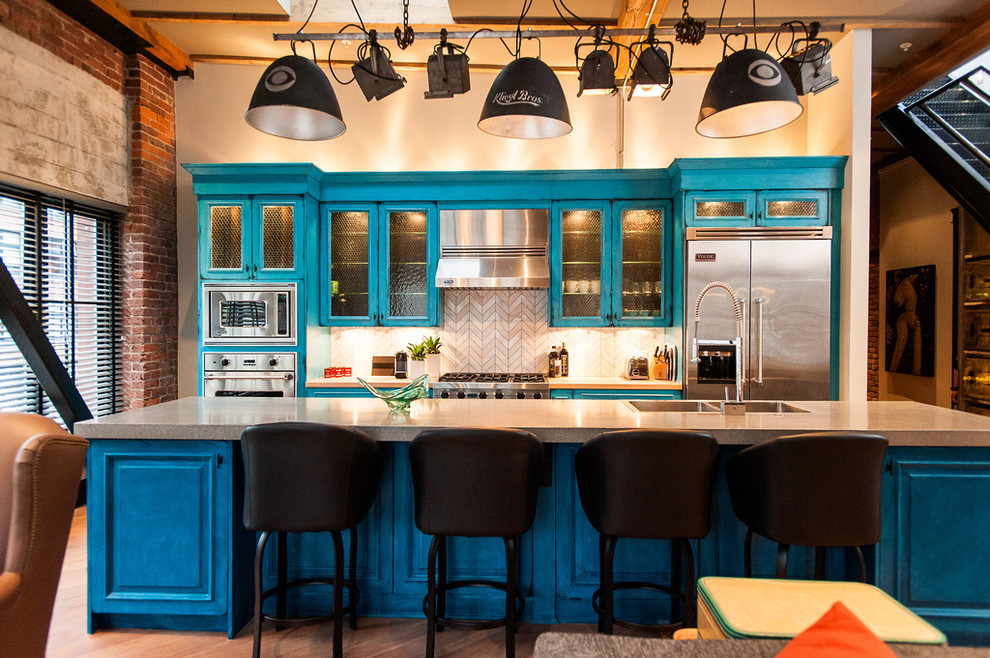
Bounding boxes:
685 226 833 401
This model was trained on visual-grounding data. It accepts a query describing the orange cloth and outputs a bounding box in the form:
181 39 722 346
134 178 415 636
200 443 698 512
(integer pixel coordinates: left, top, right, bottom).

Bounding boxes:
776 601 897 657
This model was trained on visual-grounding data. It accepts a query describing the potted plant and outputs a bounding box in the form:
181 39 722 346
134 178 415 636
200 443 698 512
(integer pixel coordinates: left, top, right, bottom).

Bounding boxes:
406 340 427 378
422 335 443 378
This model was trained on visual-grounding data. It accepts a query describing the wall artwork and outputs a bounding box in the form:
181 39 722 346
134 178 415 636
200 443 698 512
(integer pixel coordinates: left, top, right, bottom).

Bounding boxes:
885 264 935 377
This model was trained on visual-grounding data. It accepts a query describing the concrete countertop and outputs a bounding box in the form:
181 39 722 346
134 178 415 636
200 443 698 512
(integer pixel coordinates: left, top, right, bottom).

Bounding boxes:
305 376 681 390
75 397 990 447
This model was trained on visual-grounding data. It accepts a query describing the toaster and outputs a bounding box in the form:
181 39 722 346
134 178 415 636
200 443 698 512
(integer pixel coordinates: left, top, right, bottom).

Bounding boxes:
623 356 650 380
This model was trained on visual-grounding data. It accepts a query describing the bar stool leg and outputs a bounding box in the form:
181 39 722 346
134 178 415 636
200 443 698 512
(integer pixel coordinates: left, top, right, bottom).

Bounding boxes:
437 536 447 631
425 535 441 658
596 534 606 633
276 532 288 631
252 531 271 658
504 536 517 658
331 530 344 658
744 528 754 578
348 527 358 630
601 535 617 635
670 537 682 623
815 546 826 580
683 539 696 627
775 543 790 579
854 546 867 583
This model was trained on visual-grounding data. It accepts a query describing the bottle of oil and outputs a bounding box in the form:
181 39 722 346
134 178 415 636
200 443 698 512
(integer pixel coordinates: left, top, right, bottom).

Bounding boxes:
548 346 559 378
559 343 569 377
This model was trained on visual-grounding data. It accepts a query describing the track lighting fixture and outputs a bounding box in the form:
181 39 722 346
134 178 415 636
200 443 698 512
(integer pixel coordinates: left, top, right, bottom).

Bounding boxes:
627 28 674 101
352 30 406 102
425 29 471 99
575 26 617 97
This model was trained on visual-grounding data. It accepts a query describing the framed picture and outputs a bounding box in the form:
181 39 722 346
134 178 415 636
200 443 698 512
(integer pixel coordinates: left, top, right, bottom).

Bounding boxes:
885 264 935 377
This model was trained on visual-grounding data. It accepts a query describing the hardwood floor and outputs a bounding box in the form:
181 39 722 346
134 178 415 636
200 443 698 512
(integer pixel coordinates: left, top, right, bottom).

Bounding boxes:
46 508 597 656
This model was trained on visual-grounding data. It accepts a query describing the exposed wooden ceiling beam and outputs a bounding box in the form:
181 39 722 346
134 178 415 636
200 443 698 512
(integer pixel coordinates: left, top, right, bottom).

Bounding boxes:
48 0 194 77
130 12 290 24
614 0 669 80
871 0 990 116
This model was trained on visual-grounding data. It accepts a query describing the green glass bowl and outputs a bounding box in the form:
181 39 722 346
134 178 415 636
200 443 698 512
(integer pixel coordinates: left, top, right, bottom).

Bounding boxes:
357 374 430 412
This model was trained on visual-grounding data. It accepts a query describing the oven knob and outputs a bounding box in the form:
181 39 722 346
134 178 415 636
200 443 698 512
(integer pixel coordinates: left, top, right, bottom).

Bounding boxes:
457 391 466 399
478 392 487 399
268 358 278 367
440 391 449 399
220 358 231 367
495 391 504 399
533 392 542 399
516 392 526 399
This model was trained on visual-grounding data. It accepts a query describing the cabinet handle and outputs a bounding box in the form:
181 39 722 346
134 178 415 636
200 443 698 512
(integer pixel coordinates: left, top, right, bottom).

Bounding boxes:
217 455 224 467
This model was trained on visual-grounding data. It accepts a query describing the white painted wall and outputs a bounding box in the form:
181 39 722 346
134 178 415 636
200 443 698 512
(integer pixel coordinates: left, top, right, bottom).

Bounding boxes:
0 27 128 208
876 158 956 407
807 29 872 402
174 42 856 397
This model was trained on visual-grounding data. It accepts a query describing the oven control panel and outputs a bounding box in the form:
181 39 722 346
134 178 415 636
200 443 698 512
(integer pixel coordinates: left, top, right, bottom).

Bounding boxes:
204 353 296 372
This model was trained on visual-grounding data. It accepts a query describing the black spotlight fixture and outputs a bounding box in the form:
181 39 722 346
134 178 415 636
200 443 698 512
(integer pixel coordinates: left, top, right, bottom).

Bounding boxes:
780 31 839 96
627 28 674 101
352 30 406 101
245 50 345 141
696 46 803 138
575 26 616 97
425 29 471 99
478 57 572 139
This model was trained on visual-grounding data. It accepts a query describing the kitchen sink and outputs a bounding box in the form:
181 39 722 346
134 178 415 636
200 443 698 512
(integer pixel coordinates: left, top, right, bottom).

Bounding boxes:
626 400 715 413
627 400 810 414
714 401 810 414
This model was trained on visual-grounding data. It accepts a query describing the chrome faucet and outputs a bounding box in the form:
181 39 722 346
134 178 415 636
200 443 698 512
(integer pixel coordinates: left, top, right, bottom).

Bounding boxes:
692 280 744 404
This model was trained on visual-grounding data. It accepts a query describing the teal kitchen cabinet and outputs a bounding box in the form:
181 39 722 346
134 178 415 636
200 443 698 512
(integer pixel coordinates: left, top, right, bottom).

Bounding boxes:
684 190 828 227
320 203 439 326
87 440 254 638
199 196 304 279
550 388 681 400
551 200 672 327
878 447 990 645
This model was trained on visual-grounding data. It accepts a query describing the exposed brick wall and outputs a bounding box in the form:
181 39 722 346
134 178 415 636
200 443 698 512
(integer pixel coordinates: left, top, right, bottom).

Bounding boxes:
122 54 177 408
1 0 178 409
868 175 880 400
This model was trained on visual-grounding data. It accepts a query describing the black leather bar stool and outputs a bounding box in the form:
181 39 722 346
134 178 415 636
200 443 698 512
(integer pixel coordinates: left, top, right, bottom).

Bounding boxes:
575 429 719 635
409 427 543 658
241 422 382 658
725 431 888 582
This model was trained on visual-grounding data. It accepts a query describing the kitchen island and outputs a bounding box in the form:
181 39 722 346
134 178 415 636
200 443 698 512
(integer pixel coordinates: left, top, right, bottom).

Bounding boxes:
76 397 990 645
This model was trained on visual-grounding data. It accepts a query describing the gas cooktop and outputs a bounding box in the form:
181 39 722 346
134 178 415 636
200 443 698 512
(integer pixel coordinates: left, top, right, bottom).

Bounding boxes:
434 372 549 399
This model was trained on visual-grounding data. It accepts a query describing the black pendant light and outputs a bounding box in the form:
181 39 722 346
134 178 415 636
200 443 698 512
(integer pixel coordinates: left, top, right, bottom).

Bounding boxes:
696 48 802 138
478 57 572 139
245 54 345 141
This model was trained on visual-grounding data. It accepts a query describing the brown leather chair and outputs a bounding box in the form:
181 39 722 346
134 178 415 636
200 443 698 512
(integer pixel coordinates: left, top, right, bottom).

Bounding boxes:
0 412 88 657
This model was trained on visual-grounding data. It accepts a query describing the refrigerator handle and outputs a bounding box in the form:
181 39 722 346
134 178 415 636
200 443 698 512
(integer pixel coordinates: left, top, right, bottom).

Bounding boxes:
740 298 747 382
754 297 766 384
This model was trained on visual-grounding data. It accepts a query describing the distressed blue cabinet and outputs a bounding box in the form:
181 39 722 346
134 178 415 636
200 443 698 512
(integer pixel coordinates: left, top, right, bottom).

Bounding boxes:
320 203 439 326
551 200 672 327
879 447 990 645
684 190 828 227
87 440 253 638
199 196 304 279
551 389 681 400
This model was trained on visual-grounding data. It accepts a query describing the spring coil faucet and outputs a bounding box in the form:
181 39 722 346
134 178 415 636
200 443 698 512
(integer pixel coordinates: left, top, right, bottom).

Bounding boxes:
692 280 744 403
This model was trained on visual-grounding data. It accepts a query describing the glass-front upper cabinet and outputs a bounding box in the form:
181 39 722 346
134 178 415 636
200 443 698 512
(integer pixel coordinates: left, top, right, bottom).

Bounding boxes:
323 204 375 325
551 200 671 327
380 204 438 325
551 203 609 327
613 201 671 325
320 203 439 326
199 197 303 279
685 190 828 227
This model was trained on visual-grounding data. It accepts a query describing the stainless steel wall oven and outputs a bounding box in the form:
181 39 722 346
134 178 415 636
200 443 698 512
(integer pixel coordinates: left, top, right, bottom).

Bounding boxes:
202 353 296 397
202 282 296 345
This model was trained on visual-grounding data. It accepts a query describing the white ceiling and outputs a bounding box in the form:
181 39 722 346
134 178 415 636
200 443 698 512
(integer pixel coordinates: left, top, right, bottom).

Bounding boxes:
119 0 988 74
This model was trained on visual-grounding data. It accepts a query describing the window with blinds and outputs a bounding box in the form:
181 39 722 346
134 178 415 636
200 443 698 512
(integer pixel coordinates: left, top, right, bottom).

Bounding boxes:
0 184 122 421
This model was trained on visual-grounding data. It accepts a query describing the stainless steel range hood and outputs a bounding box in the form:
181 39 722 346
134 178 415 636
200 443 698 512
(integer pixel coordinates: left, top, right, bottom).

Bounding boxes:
435 208 549 289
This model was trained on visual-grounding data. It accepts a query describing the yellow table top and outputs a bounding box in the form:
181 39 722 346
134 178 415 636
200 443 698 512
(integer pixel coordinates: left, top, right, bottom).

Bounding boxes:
697 577 946 645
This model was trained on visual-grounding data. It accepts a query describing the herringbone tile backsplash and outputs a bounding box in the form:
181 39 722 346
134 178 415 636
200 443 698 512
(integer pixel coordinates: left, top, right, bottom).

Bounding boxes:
326 290 671 376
